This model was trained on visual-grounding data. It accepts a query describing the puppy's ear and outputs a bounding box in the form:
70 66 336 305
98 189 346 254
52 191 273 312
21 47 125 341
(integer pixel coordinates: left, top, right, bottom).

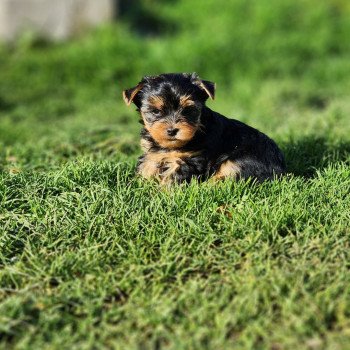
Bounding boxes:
197 80 216 100
122 83 143 106
191 74 216 100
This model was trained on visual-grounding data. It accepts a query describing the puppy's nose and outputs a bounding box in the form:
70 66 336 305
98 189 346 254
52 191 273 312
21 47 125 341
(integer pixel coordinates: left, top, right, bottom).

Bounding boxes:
167 128 179 137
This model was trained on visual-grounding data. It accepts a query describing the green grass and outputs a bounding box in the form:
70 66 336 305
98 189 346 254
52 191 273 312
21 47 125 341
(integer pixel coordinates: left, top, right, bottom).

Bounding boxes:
1 0 350 348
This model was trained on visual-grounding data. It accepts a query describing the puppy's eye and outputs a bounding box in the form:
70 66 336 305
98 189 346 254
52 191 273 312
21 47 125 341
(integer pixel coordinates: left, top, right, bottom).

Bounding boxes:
182 106 199 119
150 108 162 116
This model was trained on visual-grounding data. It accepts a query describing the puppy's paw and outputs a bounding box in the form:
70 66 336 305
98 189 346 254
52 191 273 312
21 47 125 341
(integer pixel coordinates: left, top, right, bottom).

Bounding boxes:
158 158 183 184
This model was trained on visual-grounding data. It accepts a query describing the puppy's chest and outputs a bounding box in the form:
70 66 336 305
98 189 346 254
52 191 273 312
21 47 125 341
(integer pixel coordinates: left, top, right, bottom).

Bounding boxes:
137 150 207 184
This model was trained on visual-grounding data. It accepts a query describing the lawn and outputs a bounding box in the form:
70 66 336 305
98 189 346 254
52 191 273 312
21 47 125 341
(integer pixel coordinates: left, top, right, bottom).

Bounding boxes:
0 0 350 349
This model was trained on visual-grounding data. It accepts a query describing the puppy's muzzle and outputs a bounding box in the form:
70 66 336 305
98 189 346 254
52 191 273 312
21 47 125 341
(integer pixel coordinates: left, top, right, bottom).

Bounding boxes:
166 128 179 137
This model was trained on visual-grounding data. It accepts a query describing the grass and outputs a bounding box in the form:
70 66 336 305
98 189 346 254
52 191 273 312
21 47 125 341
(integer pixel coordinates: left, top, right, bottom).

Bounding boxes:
0 0 350 348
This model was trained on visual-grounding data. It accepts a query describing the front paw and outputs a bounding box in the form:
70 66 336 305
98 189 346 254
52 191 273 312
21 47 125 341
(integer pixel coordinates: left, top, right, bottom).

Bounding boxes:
158 159 183 184
159 159 195 184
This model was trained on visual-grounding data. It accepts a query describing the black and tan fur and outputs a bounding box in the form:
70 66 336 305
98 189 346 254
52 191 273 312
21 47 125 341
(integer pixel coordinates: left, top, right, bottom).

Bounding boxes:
123 73 285 184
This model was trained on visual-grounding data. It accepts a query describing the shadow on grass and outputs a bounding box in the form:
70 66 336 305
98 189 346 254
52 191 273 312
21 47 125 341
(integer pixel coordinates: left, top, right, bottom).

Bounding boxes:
118 0 179 36
282 136 350 177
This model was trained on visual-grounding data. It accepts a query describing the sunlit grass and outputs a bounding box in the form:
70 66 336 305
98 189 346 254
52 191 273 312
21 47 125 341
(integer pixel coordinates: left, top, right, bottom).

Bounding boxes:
0 0 350 348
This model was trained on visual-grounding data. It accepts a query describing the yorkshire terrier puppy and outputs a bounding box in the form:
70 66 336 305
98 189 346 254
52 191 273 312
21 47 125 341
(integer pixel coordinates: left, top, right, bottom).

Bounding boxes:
123 73 285 184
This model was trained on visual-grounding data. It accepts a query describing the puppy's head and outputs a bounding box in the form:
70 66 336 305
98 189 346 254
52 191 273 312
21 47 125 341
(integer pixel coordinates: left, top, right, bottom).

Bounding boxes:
123 73 215 149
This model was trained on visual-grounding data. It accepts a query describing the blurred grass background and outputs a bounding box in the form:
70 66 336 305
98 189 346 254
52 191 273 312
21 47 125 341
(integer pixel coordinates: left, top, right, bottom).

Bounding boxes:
1 0 350 349
1 0 350 153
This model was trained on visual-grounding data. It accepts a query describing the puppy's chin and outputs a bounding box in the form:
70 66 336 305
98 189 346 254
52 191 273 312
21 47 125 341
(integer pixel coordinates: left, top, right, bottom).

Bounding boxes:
156 138 190 149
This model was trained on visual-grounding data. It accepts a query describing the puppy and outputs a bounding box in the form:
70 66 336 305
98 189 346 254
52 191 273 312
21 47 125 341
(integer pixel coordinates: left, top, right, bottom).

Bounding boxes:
123 73 285 184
